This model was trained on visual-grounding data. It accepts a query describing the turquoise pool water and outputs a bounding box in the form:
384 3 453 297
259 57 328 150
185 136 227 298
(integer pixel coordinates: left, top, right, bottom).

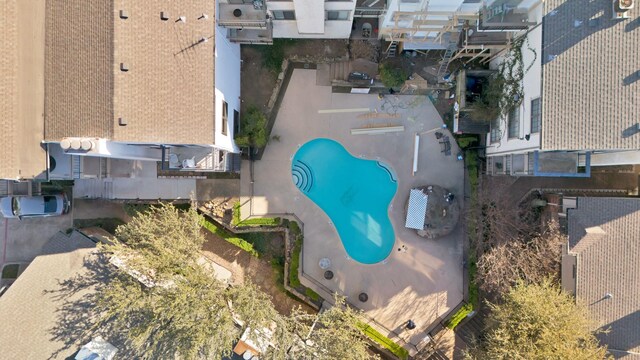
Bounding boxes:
291 138 397 264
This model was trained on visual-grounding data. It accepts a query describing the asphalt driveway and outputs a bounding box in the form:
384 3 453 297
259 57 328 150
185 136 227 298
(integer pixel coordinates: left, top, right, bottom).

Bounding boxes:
0 210 73 267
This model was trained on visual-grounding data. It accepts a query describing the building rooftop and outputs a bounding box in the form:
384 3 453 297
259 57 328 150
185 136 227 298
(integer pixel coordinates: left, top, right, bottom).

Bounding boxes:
44 0 215 145
0 231 101 359
541 0 640 151
567 197 640 357
0 0 47 180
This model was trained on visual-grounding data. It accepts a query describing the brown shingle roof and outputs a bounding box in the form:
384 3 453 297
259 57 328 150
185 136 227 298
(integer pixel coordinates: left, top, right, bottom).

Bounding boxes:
45 0 215 145
0 0 47 180
44 0 115 141
0 0 19 178
568 198 640 357
541 0 640 151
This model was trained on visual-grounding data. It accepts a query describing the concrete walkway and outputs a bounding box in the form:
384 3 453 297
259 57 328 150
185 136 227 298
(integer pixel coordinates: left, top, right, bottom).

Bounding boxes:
241 69 465 350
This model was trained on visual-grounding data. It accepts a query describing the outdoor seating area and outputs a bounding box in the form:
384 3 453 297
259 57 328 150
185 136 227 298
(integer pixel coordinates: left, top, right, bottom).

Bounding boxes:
437 132 452 156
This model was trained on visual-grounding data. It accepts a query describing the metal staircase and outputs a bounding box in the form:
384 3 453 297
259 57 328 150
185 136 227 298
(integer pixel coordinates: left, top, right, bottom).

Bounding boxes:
436 44 457 81
72 155 82 179
386 41 398 58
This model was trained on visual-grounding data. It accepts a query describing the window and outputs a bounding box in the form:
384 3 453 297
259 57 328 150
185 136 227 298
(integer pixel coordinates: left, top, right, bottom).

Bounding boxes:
490 118 500 143
326 10 350 20
272 10 295 20
400 0 420 2
530 98 541 133
233 110 240 136
222 101 228 135
508 107 520 139
490 127 500 143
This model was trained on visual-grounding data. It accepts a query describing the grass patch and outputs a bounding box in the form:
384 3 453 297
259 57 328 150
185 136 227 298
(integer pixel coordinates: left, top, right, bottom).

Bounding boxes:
232 202 241 226
232 204 281 228
289 237 302 287
305 288 321 302
74 218 125 235
285 220 304 288
201 217 259 257
357 322 409 360
259 39 297 73
238 217 281 227
446 303 474 329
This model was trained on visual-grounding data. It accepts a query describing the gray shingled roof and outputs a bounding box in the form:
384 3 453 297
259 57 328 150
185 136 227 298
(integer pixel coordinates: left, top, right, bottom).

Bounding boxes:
44 0 215 145
0 231 99 359
541 0 640 151
567 197 640 357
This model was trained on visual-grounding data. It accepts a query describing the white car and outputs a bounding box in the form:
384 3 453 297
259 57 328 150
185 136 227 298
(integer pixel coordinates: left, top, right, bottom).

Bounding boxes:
0 194 70 219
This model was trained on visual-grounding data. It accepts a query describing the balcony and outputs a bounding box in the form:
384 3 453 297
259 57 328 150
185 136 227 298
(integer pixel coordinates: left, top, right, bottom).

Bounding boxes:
228 23 273 45
218 3 272 44
219 3 268 29
160 146 240 174
354 0 386 18
479 0 536 30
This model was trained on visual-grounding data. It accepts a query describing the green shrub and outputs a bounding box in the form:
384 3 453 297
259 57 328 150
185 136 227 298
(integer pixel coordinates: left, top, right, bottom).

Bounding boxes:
468 254 479 306
357 322 409 360
456 136 479 149
201 217 259 257
379 64 407 88
305 288 321 301
124 203 152 217
261 38 296 73
232 202 241 226
289 239 302 287
288 221 301 237
446 303 474 329
235 106 269 148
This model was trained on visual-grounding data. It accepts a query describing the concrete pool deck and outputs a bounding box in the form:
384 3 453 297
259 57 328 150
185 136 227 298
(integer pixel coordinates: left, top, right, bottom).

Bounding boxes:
240 69 464 351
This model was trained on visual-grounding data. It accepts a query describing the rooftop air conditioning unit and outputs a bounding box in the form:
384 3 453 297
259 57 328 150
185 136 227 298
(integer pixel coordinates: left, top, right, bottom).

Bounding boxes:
618 0 634 10
613 0 634 19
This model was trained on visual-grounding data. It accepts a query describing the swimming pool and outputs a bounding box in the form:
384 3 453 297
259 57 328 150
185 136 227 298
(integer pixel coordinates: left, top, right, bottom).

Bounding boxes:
291 138 397 264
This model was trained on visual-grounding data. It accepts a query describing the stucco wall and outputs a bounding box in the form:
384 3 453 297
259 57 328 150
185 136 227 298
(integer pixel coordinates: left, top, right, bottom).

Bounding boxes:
268 1 356 38
486 2 543 157
215 25 241 153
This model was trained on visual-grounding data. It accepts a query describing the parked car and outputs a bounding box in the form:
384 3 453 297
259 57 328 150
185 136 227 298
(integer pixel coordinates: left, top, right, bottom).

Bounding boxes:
0 194 70 219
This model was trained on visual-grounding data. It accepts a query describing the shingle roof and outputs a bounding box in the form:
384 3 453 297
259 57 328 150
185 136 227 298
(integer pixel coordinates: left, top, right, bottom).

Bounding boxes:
0 0 47 180
0 231 99 359
567 197 640 357
44 1 115 141
0 0 19 179
44 0 215 145
541 0 640 151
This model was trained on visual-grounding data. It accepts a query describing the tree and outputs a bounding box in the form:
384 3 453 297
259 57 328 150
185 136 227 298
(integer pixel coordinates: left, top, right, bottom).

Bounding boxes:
280 297 378 360
379 63 407 88
96 204 280 359
476 222 565 298
95 205 378 359
235 105 269 148
466 279 610 360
